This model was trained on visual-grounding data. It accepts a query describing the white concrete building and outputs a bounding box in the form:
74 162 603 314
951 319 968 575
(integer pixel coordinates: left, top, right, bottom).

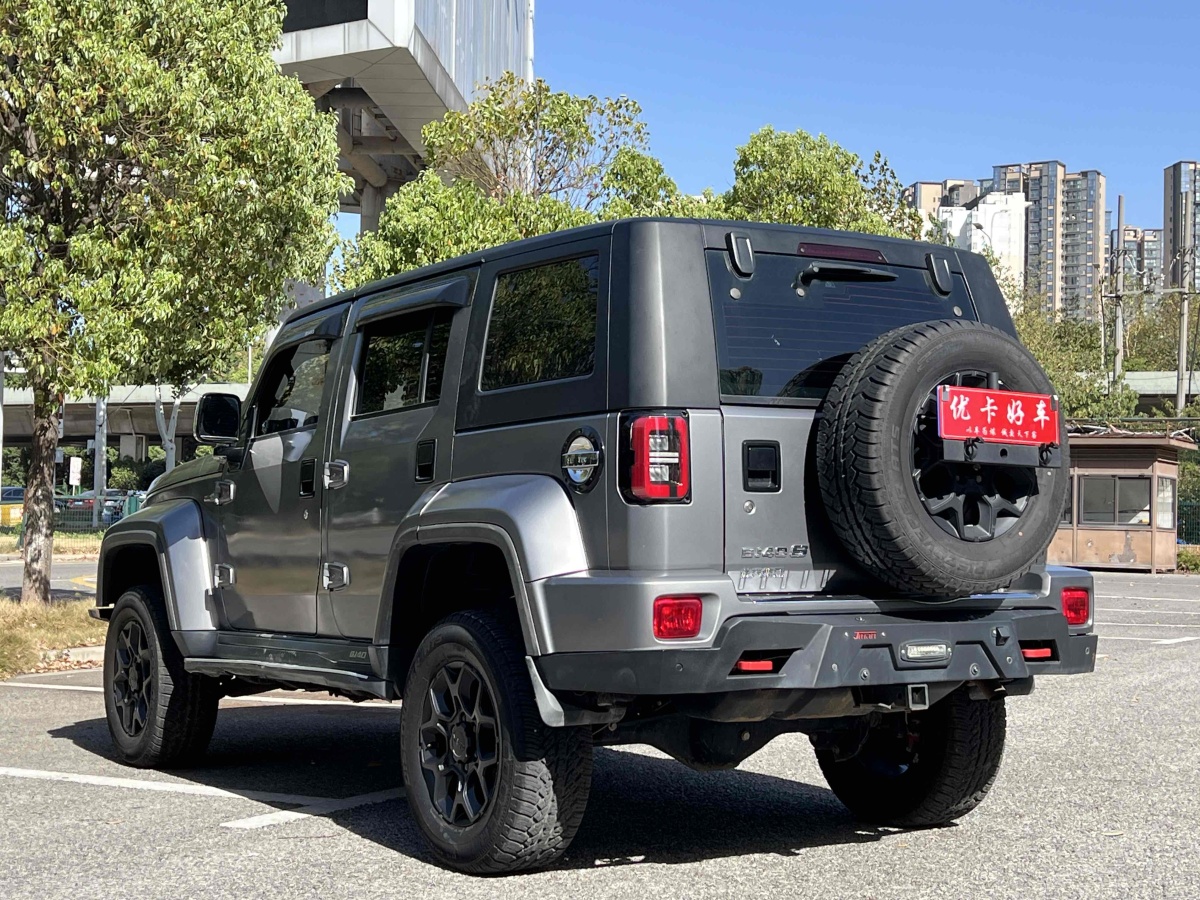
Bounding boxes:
937 191 1030 290
275 0 535 234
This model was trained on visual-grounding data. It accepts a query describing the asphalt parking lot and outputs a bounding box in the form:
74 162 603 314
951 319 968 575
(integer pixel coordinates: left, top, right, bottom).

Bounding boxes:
2 571 1199 899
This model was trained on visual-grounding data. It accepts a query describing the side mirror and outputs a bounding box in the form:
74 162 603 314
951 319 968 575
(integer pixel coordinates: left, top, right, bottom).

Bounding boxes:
194 393 242 444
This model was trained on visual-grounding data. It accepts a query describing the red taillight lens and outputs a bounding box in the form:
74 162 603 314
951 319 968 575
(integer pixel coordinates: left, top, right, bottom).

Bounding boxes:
1061 587 1090 626
653 595 702 640
626 413 690 503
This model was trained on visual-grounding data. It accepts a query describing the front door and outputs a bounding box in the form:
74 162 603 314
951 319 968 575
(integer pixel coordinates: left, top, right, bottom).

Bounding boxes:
217 329 338 634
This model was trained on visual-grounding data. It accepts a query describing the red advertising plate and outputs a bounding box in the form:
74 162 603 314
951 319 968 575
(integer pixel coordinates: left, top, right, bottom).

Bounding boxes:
937 386 1059 447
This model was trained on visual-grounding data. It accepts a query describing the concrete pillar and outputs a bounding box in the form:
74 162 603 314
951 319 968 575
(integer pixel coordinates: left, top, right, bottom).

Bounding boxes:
360 183 384 234
118 434 146 462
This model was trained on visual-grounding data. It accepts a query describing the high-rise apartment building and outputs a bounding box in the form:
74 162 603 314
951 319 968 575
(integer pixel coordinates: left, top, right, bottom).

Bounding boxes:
992 162 1105 316
902 179 979 235
936 192 1029 293
1142 228 1164 288
1061 170 1105 312
1109 226 1165 291
1164 161 1200 289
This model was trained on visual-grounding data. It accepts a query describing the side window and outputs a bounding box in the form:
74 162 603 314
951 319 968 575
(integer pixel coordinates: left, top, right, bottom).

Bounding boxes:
356 310 453 416
480 254 599 391
254 338 333 437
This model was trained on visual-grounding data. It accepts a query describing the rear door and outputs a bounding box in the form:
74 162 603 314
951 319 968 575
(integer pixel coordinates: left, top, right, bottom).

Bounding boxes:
706 247 979 595
319 276 472 639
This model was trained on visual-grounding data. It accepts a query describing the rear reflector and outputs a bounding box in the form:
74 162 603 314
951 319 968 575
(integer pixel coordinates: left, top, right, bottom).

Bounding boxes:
733 659 775 673
1061 587 1090 626
652 595 702 640
1022 647 1054 660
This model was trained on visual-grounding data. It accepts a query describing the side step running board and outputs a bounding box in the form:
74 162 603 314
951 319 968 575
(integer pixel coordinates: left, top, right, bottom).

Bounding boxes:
184 658 390 700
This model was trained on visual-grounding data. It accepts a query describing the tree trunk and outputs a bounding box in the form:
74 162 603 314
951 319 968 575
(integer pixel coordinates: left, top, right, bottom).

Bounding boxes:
154 385 182 472
22 378 59 604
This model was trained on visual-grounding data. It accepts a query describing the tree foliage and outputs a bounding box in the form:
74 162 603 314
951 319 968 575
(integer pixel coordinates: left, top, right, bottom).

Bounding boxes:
423 71 646 211
338 79 915 289
0 0 347 601
723 126 922 239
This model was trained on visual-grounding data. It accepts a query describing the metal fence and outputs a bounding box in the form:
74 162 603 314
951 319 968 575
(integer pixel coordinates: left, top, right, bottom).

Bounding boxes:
1 495 143 557
1179 501 1200 546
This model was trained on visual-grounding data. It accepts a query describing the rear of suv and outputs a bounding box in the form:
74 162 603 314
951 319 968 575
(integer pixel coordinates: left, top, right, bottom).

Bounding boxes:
95 218 1094 874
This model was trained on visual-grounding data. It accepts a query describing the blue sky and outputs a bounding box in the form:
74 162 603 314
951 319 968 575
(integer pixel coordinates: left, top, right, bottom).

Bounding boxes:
535 0 1200 228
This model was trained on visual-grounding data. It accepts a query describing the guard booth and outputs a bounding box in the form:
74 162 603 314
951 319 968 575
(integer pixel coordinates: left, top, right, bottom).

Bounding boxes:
1049 432 1193 573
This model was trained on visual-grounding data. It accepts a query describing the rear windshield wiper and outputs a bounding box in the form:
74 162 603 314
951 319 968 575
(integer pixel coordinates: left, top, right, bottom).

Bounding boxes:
799 262 897 284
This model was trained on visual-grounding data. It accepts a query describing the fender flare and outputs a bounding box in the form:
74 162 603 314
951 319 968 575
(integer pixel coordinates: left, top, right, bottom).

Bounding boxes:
97 498 217 639
376 474 588 657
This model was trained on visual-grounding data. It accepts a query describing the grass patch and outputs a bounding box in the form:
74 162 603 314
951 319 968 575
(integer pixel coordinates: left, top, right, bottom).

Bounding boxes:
1178 545 1200 573
0 599 107 679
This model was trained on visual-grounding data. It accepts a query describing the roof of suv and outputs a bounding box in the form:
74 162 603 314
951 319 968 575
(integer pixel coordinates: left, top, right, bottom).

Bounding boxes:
289 218 989 326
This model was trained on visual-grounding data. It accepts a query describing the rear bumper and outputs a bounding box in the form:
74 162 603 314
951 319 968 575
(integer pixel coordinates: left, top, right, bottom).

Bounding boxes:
535 608 1096 696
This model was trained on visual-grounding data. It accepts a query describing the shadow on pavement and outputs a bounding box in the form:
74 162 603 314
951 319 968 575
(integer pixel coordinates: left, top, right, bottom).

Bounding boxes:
51 705 890 870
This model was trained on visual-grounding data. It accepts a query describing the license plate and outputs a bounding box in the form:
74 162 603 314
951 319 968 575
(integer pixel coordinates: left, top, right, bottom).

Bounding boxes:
937 386 1059 446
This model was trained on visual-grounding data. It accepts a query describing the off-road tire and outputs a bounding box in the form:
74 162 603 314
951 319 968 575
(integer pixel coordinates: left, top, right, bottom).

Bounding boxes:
815 688 1006 827
400 610 593 875
817 319 1068 597
103 585 220 768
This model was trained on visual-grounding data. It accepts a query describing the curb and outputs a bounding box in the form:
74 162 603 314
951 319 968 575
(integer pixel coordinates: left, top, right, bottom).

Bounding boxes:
40 645 104 664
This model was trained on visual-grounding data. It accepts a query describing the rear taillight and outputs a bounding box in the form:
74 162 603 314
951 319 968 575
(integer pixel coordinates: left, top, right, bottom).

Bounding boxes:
1061 587 1090 626
623 412 690 503
653 595 703 639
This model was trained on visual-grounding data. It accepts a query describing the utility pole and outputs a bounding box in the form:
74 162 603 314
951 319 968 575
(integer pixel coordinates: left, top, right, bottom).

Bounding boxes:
1114 195 1125 379
1176 247 1196 412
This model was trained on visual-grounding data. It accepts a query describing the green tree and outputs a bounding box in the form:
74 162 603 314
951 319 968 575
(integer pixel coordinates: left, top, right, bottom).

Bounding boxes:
0 0 346 602
423 71 647 211
335 76 680 288
1010 290 1138 419
723 126 923 238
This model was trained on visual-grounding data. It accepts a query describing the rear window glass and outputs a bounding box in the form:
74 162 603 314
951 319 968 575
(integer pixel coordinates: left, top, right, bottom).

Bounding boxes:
481 254 599 391
708 250 976 401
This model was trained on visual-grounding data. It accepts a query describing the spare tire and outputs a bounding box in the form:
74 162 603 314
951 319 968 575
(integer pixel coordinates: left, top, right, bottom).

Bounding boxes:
816 319 1068 598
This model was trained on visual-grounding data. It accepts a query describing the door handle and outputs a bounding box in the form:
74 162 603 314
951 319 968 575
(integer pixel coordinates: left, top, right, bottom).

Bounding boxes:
299 459 316 497
324 459 350 490
415 440 436 483
204 481 236 505
322 562 350 591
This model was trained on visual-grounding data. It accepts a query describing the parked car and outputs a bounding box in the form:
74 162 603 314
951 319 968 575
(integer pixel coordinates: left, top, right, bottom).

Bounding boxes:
65 489 130 522
1 486 25 504
94 219 1096 874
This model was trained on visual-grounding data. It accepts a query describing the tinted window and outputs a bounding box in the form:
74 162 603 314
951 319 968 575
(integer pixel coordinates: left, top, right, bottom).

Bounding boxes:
708 251 977 401
481 255 599 391
357 310 453 416
254 338 332 436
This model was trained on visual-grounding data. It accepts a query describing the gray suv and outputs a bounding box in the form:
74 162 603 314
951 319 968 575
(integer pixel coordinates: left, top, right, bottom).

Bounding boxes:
94 219 1095 874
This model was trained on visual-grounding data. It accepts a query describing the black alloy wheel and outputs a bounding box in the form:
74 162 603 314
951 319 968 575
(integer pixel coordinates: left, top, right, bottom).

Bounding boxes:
418 659 501 827
911 370 1037 543
111 618 153 738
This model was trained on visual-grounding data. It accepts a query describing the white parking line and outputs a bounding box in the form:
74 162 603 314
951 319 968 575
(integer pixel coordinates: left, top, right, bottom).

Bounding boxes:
1098 636 1163 642
220 787 404 829
1154 637 1200 645
1094 622 1200 628
0 766 331 806
1101 596 1200 604
1097 607 1200 616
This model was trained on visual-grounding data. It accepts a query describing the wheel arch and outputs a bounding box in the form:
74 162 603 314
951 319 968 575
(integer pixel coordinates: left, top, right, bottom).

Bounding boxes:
376 475 588 720
97 499 218 638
